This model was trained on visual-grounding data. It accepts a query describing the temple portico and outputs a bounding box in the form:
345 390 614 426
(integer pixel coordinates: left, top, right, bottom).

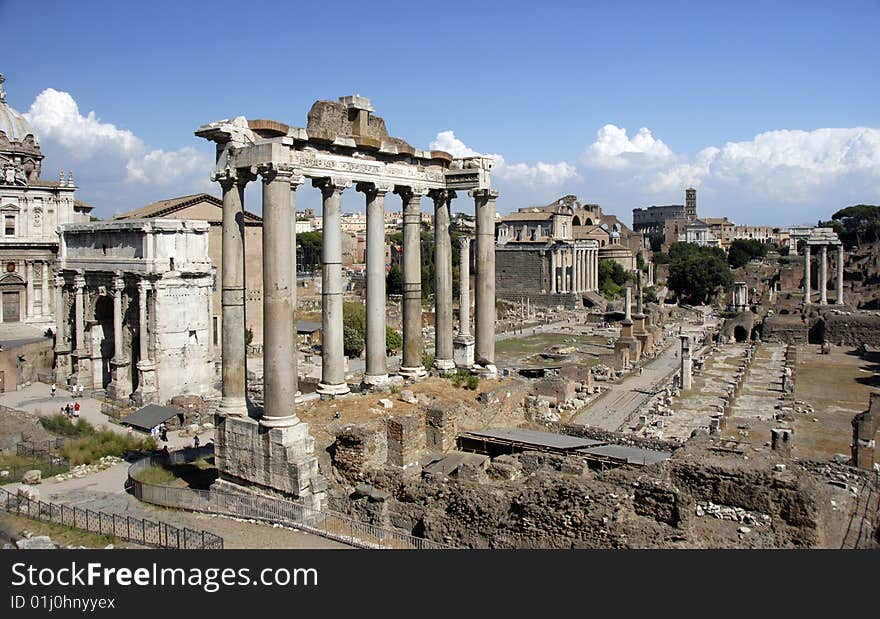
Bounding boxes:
802 227 844 308
196 96 499 506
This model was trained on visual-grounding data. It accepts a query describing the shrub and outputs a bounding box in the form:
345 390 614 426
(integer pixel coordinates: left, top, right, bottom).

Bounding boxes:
385 327 402 352
60 431 156 466
465 375 479 390
422 352 435 371
40 414 95 437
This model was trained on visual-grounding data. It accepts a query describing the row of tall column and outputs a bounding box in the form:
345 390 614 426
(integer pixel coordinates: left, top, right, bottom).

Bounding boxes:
53 270 154 402
215 166 498 425
549 245 598 294
803 243 844 306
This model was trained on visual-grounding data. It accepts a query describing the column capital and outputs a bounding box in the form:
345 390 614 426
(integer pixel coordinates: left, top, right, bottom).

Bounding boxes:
312 176 352 197
458 235 471 250
73 273 86 289
257 162 302 185
137 279 152 294
355 181 394 197
394 185 429 201
113 272 125 292
428 188 456 206
211 166 255 188
469 188 500 201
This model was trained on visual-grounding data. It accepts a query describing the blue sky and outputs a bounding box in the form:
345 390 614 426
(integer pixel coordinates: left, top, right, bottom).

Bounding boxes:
3 0 879 225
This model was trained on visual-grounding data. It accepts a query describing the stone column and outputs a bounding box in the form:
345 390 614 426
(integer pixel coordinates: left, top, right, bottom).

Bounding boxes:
107 273 131 400
215 169 250 416
819 244 828 305
397 185 427 378
258 164 302 426
25 261 34 319
637 274 644 315
314 177 351 396
133 279 157 405
837 244 845 305
472 188 498 370
624 285 632 321
458 237 471 338
41 262 49 319
572 248 580 294
680 334 692 390
648 261 654 286
454 236 475 369
53 273 70 383
358 182 393 387
74 273 86 353
803 244 811 305
431 189 455 374
549 250 557 294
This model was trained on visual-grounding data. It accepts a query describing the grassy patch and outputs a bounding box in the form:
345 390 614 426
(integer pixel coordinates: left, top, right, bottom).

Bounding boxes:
60 432 156 466
0 514 118 548
132 465 177 485
449 369 479 390
40 414 95 437
0 454 69 483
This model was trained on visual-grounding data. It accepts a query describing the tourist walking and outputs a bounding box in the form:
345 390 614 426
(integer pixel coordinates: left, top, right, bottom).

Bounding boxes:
159 424 168 442
51 383 56 398
193 435 200 449
73 401 80 418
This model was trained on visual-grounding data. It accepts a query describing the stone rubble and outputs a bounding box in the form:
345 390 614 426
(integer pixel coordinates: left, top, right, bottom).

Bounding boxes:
53 455 123 482
695 501 772 527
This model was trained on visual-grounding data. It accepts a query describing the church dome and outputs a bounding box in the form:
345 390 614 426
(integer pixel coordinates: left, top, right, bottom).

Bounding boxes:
0 74 38 144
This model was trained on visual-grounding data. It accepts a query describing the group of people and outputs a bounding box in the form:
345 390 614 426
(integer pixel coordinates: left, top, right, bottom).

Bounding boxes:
50 383 85 398
61 400 80 420
150 423 169 443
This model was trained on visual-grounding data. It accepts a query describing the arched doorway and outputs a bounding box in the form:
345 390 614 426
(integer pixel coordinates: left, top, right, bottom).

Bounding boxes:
94 295 114 389
733 325 748 342
0 273 25 323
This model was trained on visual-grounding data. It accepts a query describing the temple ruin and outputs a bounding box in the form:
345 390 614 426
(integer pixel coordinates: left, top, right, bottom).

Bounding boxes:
195 96 499 505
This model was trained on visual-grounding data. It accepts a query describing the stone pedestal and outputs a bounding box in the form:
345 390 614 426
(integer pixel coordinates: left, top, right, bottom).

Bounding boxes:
132 361 158 405
214 414 325 510
105 360 132 401
453 334 475 369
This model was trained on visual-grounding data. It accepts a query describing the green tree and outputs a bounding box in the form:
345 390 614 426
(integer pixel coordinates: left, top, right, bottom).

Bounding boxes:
296 231 322 271
822 204 880 248
385 327 402 352
386 264 403 295
342 301 366 357
727 239 768 269
598 259 634 299
667 242 733 304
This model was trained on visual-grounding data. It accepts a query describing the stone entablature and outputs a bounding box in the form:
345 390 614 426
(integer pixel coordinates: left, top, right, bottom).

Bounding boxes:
61 219 212 276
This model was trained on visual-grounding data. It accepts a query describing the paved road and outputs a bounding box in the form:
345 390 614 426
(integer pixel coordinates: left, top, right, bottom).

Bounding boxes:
571 312 718 431
570 338 681 431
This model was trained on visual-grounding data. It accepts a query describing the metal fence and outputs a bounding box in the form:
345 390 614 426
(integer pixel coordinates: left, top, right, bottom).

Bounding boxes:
16 438 66 458
0 486 224 549
128 455 453 550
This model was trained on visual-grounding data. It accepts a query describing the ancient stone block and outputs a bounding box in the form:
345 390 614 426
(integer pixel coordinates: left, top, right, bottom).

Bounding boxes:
386 414 425 470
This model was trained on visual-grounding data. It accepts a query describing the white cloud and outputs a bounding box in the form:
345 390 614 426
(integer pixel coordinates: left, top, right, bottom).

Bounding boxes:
430 130 578 187
642 127 880 204
24 88 212 213
582 124 674 169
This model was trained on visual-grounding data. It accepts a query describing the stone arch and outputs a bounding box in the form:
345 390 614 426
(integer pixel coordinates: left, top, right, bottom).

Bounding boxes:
733 325 748 342
585 217 594 226
93 294 115 389
572 215 582 226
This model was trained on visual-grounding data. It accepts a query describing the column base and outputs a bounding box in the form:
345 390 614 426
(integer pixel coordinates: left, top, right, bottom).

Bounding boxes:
316 382 350 397
472 363 498 380
218 396 249 417
259 414 301 428
433 357 456 375
399 365 427 379
361 373 390 388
